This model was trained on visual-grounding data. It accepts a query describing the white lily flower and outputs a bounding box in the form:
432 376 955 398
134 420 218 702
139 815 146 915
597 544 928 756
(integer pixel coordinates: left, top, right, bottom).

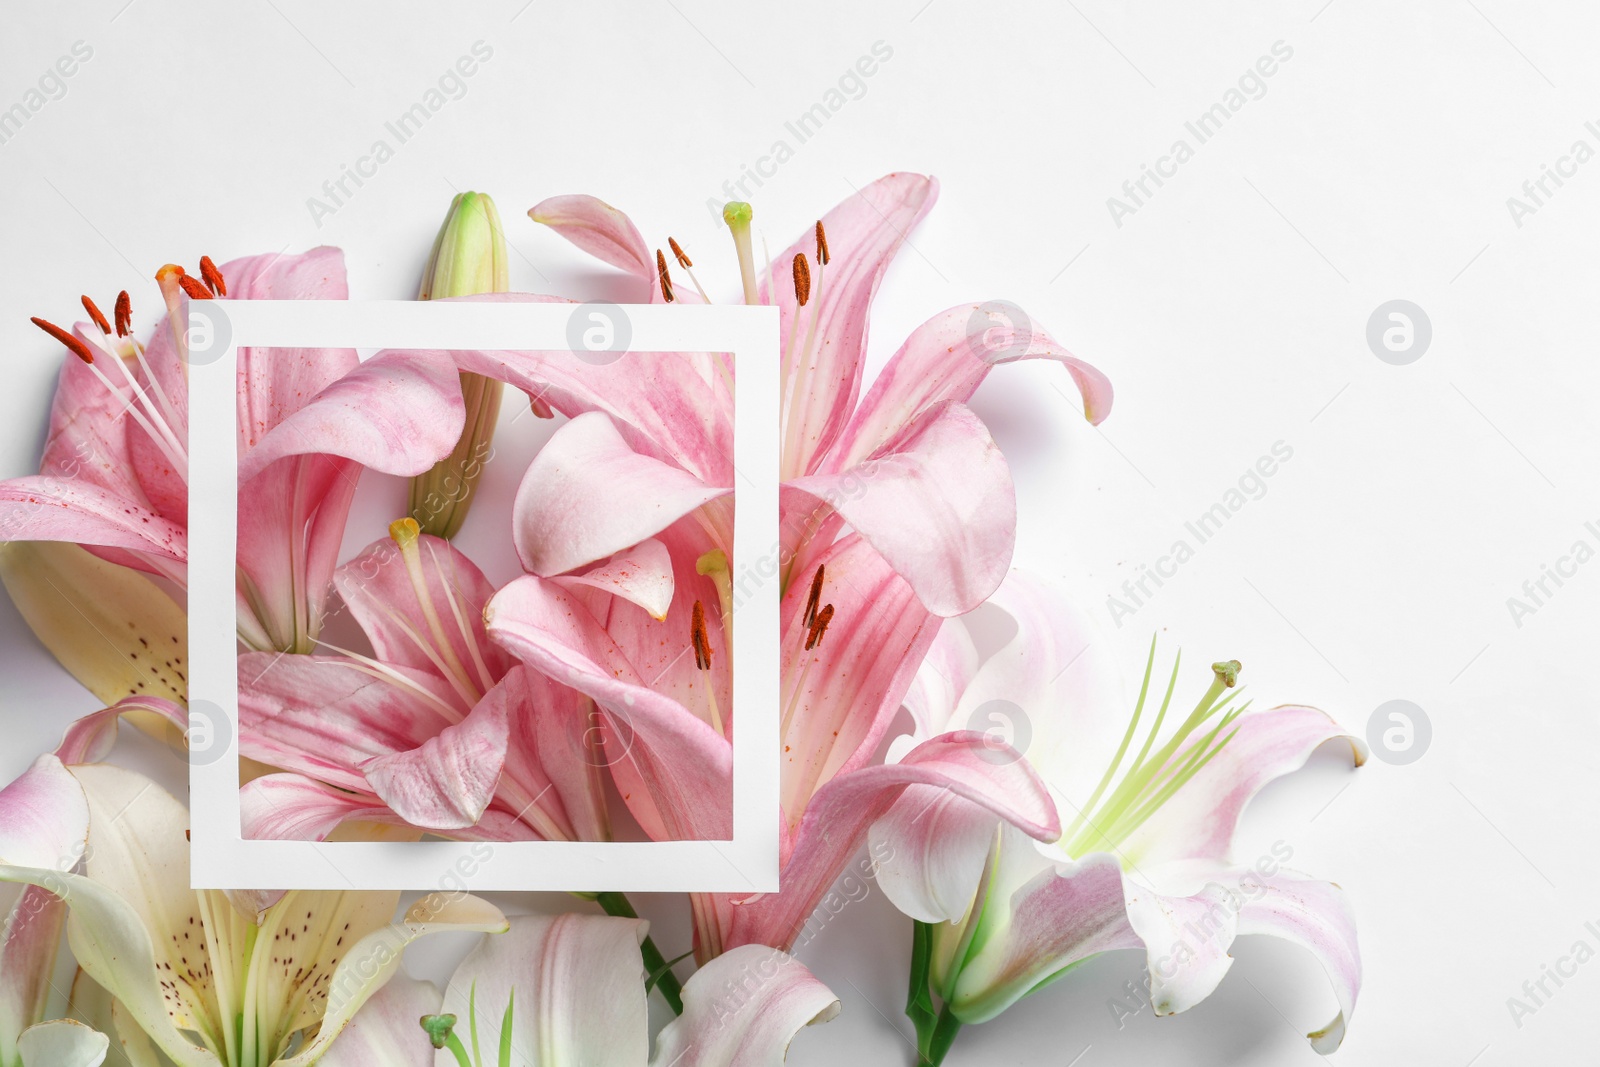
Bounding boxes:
0 761 506 1067
324 913 841 1067
869 572 1367 1063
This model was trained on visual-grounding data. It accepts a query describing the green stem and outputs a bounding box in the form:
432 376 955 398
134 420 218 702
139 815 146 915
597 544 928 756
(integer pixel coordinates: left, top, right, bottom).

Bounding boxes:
596 891 685 1014
918 1006 963 1067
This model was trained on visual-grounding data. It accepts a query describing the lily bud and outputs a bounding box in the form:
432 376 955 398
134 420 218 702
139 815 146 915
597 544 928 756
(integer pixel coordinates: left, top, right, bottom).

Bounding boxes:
408 191 510 539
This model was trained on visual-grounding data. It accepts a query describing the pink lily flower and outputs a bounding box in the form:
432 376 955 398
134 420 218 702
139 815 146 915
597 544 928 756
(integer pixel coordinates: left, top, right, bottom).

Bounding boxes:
234 518 605 844
323 913 839 1067
463 173 1109 959
0 755 99 1067
0 249 467 658
868 572 1366 1061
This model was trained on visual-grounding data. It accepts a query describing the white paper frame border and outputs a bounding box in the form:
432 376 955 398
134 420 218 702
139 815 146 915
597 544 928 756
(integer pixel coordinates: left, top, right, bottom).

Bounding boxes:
188 299 780 893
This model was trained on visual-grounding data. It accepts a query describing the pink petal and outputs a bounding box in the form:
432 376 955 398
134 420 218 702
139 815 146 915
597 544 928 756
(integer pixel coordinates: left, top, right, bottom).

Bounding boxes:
529 194 654 281
946 571 1128 808
485 574 731 841
399 292 735 483
332 531 512 685
576 520 728 740
512 412 729 577
360 690 510 830
441 913 649 1065
784 401 1014 617
0 476 186 561
0 756 87 1053
237 350 467 483
945 846 1141 1022
241 773 420 841
235 454 360 651
556 537 676 620
1237 869 1360 1053
54 697 187 765
726 732 1058 953
779 535 939 823
764 172 939 478
867 786 1000 924
38 341 144 502
898 618 981 743
0 755 89 870
652 944 840 1066
1119 705 1367 869
237 652 465 794
828 302 1113 473
228 247 360 451
491 665 611 842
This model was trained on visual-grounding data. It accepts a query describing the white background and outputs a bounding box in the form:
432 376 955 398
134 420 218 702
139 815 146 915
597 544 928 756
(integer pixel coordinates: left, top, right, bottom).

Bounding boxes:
2 2 1595 1064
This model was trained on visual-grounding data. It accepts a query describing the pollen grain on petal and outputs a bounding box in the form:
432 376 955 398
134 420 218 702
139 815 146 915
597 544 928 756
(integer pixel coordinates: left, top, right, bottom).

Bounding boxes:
668 236 692 268
815 220 830 266
31 316 94 363
199 255 227 297
792 252 811 307
656 249 675 303
81 295 112 335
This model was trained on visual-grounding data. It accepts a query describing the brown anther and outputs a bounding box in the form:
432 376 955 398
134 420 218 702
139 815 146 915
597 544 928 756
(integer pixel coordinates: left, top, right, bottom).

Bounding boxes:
792 252 811 307
178 274 213 300
668 236 692 269
529 394 555 419
114 291 133 337
199 255 227 297
691 599 713 670
31 317 94 364
81 295 111 335
656 249 675 303
803 564 825 628
804 603 835 651
815 220 830 266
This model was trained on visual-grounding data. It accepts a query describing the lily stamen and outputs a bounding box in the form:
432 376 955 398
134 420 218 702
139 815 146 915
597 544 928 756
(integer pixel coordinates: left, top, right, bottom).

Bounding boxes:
199 254 228 297
815 219 830 265
692 599 726 736
31 315 189 479
81 294 111 335
792 252 811 307
387 517 487 707
803 603 834 651
178 273 214 301
802 564 825 629
668 236 711 301
656 248 676 303
114 289 133 336
1059 646 1247 857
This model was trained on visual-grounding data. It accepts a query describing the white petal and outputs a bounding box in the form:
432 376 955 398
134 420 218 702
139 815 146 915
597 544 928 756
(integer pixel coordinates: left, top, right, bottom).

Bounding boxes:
441 913 647 1067
651 944 839 1067
17 1019 109 1067
318 974 439 1067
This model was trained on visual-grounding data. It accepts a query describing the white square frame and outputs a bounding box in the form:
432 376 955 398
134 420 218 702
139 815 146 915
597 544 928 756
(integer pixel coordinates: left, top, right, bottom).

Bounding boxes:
187 299 780 893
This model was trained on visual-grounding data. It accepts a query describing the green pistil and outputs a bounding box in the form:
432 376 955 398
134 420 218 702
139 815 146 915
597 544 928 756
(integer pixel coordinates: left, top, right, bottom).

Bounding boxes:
722 201 760 304
1062 645 1246 858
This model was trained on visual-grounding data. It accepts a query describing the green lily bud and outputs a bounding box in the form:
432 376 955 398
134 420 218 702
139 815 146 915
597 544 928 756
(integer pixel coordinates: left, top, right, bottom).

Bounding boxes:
408 191 510 539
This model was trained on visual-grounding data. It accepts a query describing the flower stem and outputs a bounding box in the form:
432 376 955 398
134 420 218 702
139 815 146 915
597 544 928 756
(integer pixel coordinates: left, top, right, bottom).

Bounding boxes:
908 920 964 1065
595 891 685 1014
919 1006 964 1067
